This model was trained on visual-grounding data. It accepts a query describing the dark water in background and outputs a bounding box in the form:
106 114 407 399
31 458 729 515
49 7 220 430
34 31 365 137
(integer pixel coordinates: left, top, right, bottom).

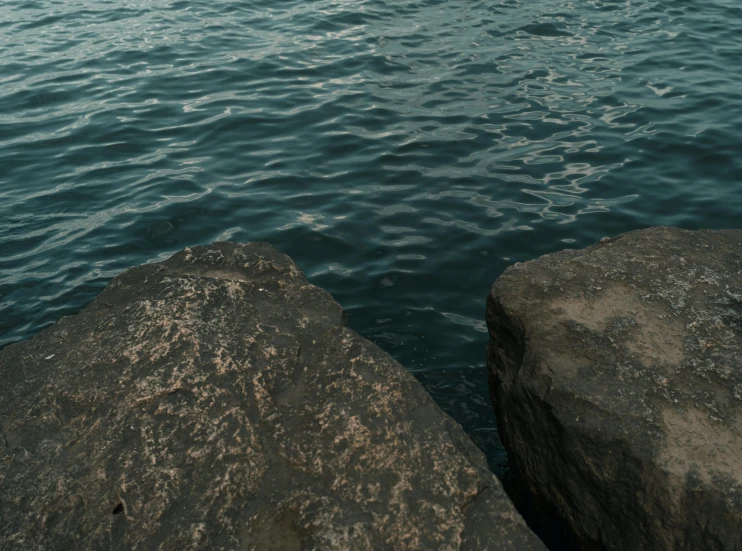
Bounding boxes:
2 0 741 474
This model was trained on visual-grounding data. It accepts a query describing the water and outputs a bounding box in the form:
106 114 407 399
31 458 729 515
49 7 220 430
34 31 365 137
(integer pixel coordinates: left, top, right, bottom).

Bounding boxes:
2 0 741 474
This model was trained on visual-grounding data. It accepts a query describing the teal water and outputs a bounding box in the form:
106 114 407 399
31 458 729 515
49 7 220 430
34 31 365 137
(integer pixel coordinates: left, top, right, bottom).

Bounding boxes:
2 0 741 473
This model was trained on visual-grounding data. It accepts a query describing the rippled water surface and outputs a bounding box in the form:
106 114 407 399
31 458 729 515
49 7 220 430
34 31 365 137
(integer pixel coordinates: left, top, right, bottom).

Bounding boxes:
2 0 741 472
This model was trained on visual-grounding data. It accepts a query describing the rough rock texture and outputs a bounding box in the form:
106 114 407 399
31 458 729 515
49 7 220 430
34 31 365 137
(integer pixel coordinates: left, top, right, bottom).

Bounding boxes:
487 227 742 551
1 242 544 551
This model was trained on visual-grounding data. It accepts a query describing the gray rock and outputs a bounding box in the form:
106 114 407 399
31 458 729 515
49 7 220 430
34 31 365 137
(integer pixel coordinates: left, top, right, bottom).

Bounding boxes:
487 227 742 550
0 242 544 551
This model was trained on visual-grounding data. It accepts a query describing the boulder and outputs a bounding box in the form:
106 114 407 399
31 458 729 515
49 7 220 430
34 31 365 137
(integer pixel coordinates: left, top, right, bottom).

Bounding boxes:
487 227 742 550
1 242 544 550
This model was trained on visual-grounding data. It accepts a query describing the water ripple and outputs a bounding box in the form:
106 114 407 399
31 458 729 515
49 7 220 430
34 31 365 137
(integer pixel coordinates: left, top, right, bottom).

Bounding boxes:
2 0 742 471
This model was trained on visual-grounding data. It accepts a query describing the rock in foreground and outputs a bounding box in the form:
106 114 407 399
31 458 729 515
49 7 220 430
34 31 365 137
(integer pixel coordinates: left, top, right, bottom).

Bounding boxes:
488 227 742 550
1 242 543 550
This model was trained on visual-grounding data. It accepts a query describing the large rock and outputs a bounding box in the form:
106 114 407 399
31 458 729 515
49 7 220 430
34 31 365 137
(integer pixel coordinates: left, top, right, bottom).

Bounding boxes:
0 242 544 550
487 227 742 550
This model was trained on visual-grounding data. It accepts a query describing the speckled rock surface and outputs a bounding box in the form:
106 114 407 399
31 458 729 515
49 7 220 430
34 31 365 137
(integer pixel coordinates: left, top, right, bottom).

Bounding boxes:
1 242 544 551
487 227 742 551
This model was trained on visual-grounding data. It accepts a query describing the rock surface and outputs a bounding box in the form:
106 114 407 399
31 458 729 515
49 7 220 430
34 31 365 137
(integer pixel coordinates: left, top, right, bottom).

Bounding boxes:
487 227 742 550
1 242 544 550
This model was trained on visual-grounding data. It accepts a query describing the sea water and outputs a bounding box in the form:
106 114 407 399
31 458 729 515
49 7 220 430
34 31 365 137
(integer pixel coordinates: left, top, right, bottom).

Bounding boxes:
2 0 741 472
